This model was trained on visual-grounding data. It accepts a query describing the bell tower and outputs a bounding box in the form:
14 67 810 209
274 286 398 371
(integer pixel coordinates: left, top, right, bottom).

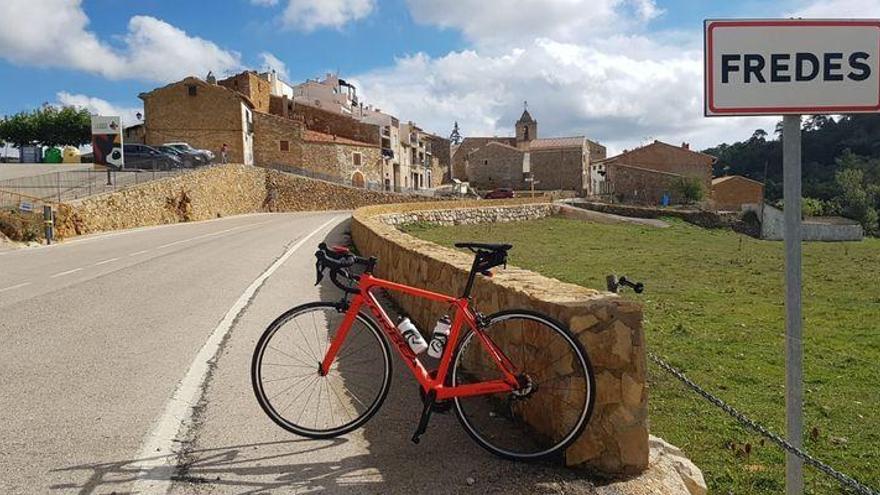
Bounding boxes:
516 101 537 145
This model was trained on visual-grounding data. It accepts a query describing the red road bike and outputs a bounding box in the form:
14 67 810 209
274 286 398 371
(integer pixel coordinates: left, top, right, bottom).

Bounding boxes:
251 242 595 460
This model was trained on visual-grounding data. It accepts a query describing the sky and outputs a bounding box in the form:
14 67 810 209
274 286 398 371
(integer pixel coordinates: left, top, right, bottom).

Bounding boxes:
1 0 879 155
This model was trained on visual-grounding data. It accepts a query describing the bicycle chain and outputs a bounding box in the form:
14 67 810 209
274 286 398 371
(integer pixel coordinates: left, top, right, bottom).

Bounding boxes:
648 351 878 495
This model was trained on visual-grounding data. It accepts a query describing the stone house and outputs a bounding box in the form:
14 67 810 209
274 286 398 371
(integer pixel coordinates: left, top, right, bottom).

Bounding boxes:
591 140 715 201
139 76 256 165
462 109 606 193
301 130 383 188
123 124 145 144
711 175 764 211
217 71 271 114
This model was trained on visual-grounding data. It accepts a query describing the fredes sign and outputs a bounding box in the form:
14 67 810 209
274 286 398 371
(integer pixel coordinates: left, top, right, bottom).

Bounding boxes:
704 19 880 116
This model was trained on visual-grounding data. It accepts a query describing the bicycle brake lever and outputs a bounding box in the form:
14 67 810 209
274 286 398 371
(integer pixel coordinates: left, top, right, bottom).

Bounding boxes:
315 259 325 286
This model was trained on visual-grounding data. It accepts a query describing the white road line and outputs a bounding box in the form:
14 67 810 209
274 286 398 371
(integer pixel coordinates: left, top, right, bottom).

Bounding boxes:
50 268 83 278
129 250 150 257
0 282 31 293
132 215 342 494
94 257 119 266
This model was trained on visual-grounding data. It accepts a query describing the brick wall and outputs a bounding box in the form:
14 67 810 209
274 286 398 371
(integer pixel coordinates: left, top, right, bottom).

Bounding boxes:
141 78 248 163
605 163 684 205
218 71 271 113
301 140 383 186
468 143 524 190
293 103 381 146
253 111 304 167
712 176 764 211
351 201 648 475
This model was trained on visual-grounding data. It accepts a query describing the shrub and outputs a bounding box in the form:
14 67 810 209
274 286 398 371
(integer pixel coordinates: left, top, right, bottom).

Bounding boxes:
674 177 704 204
0 210 44 242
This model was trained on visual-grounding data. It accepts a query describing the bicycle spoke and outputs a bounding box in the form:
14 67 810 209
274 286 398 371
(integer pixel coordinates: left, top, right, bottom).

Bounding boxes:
253 303 390 436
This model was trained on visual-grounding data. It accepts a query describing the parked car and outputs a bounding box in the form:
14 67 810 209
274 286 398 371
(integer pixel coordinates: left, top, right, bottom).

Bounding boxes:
484 188 515 199
156 145 204 167
122 144 182 170
163 142 214 163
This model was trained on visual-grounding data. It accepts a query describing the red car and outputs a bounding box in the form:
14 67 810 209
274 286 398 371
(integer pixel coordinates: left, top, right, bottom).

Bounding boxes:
484 188 515 199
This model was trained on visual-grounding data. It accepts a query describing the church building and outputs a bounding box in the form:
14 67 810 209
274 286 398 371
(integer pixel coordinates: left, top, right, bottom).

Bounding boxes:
451 106 606 193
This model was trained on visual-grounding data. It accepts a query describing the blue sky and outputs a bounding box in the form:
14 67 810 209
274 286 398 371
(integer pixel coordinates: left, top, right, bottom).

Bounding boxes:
1 0 878 154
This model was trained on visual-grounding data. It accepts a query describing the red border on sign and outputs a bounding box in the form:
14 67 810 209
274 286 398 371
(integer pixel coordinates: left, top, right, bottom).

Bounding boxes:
706 20 880 115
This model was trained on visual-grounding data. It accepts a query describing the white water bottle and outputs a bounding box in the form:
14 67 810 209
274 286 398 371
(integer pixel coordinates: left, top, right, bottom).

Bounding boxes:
427 315 452 359
397 317 428 354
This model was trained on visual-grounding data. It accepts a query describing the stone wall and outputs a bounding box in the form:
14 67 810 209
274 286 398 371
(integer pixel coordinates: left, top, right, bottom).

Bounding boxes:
301 138 384 187
293 103 381 146
712 176 764 211
218 71 271 113
141 78 248 163
453 137 517 181
54 164 440 237
253 111 304 168
605 163 685 205
531 147 587 191
351 201 649 475
468 143 524 190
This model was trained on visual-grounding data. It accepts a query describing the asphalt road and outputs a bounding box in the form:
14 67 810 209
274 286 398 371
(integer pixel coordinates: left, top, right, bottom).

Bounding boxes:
0 211 604 495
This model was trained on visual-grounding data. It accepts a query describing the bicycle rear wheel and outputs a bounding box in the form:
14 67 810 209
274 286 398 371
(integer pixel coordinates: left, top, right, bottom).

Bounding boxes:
451 310 594 460
251 302 392 438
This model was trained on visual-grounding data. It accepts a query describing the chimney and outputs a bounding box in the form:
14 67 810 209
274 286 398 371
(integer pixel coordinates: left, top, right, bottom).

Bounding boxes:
682 142 690 150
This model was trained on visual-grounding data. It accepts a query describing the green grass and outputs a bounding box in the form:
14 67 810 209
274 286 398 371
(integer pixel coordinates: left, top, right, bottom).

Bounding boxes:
402 217 880 494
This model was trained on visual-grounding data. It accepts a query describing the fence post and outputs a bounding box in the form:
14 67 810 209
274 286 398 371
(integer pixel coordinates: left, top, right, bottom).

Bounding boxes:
56 172 61 202
43 205 54 245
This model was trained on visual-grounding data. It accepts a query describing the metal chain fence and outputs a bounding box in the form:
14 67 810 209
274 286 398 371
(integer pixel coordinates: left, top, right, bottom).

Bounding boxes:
0 162 213 208
649 351 878 495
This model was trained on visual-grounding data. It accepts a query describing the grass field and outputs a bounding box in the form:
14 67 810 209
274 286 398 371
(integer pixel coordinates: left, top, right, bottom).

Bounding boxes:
402 216 880 494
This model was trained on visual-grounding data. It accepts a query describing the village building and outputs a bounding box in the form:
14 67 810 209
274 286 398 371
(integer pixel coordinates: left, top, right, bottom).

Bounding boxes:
456 108 606 193
139 76 256 165
590 140 716 205
711 175 764 211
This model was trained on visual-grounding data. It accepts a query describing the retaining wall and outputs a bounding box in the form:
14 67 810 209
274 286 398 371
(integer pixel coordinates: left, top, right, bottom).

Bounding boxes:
351 201 649 475
54 164 436 237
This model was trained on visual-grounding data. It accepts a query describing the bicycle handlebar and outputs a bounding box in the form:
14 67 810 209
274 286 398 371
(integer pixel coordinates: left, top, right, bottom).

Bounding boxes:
315 243 375 295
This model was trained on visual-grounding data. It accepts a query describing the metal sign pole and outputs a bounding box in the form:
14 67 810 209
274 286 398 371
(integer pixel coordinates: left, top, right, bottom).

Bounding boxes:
783 114 804 495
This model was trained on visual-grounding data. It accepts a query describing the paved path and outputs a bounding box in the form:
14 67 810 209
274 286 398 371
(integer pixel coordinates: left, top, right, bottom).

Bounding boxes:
0 212 602 495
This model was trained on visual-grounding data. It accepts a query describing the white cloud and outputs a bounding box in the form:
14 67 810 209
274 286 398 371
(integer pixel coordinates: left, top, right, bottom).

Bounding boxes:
353 37 775 155
790 0 880 17
273 0 375 32
0 0 242 83
405 0 662 47
250 0 279 5
56 92 143 128
258 52 290 81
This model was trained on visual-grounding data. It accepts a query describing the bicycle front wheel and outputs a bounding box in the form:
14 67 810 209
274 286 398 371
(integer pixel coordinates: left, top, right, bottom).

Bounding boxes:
251 302 392 438
451 310 595 460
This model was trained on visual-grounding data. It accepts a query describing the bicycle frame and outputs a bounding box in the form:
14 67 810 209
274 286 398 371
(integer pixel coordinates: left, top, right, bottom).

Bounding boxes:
319 273 521 401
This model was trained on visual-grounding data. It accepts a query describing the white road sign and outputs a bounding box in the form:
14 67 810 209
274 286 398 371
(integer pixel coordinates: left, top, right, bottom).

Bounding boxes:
705 19 880 116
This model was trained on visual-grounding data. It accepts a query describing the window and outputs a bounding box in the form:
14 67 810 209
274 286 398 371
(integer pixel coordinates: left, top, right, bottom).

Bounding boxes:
187 85 197 96
353 152 362 166
280 140 289 152
484 159 488 165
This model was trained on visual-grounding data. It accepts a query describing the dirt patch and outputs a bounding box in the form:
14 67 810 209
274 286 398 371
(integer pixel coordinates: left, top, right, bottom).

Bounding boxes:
0 210 44 242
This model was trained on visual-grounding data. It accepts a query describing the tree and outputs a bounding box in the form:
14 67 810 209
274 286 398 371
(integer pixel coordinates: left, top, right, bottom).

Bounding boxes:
834 166 879 235
0 105 91 148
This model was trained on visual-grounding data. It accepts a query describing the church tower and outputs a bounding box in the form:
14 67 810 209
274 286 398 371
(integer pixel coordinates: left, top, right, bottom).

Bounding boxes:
515 101 537 145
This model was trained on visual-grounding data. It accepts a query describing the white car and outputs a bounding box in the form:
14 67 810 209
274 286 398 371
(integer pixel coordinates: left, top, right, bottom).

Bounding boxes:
163 142 215 162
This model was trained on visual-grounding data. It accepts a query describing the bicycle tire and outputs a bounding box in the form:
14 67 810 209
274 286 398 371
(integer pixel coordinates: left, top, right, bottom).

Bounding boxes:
451 309 595 460
251 301 392 439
